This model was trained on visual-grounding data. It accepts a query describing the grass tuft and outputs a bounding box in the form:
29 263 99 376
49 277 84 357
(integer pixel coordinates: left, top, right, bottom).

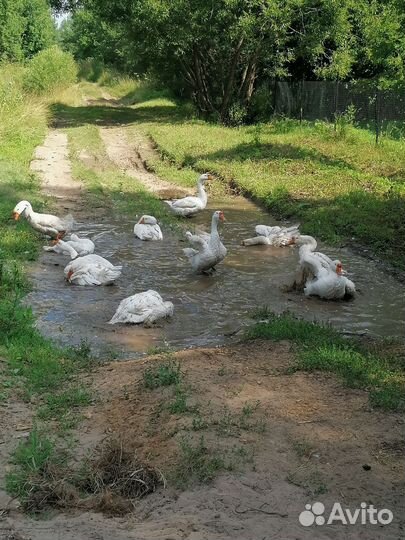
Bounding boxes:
143 360 182 390
246 311 405 411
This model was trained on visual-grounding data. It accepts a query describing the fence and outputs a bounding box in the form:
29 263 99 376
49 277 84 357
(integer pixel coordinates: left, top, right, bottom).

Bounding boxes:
271 80 405 142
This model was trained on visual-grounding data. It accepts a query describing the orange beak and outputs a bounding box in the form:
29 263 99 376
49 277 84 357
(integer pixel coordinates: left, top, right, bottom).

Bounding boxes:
207 174 214 181
13 212 20 221
219 211 225 222
56 231 66 241
287 237 296 245
67 269 74 281
140 218 145 224
336 264 343 275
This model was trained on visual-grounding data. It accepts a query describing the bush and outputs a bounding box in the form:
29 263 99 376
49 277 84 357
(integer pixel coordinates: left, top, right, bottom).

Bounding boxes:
23 46 77 95
77 58 104 82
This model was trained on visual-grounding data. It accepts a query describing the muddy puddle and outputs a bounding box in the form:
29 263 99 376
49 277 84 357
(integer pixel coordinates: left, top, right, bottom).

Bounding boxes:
26 196 405 359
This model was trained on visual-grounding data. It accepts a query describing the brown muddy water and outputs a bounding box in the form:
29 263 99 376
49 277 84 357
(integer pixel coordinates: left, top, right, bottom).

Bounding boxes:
26 196 405 359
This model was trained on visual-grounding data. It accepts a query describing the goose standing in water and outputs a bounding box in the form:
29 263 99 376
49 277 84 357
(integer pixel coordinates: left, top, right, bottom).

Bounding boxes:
165 173 212 217
44 234 95 257
109 290 174 325
242 224 299 247
134 215 163 240
60 241 122 285
293 235 355 300
183 210 227 274
13 200 73 238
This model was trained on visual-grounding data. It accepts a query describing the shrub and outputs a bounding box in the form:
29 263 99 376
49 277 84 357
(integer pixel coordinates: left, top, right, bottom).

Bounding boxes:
77 58 104 82
23 46 77 95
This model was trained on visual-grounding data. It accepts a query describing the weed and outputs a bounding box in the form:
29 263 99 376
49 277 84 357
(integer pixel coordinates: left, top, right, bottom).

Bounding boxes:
293 439 314 459
143 360 182 390
172 436 228 487
37 386 92 421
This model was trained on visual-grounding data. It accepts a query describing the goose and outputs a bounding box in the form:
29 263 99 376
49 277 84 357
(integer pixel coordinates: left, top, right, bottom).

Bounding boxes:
62 244 122 286
109 290 174 325
242 224 299 247
293 235 355 300
164 173 213 217
183 210 227 274
43 234 95 257
12 200 73 239
134 215 163 240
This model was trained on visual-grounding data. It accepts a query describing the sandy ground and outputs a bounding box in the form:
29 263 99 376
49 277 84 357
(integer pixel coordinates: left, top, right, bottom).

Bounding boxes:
99 126 192 200
1 341 404 540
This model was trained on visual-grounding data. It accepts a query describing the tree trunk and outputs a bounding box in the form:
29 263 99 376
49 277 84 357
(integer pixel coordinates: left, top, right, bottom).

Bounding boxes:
220 37 245 121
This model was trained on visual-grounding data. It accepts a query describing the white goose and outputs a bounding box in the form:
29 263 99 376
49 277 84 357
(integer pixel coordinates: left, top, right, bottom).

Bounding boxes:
242 224 300 247
43 234 95 257
13 200 73 239
62 243 122 286
183 210 227 274
109 290 174 325
165 173 212 217
134 215 163 240
294 235 355 300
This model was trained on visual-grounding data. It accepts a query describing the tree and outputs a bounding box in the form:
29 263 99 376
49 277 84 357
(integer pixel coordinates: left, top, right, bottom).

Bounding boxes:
64 0 405 119
0 0 55 61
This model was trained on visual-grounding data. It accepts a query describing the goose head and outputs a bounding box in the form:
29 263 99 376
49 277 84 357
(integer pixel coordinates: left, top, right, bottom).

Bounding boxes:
199 173 214 184
12 200 32 220
334 260 345 275
139 215 158 225
213 210 225 223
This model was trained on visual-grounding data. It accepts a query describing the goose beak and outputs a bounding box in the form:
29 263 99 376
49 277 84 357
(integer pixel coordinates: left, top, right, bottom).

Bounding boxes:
56 231 66 241
219 211 225 222
287 237 296 245
67 270 73 281
140 218 145 224
13 212 20 221
336 264 343 275
207 174 214 181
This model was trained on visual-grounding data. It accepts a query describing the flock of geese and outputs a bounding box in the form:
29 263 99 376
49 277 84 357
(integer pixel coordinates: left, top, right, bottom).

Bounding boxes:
12 173 355 326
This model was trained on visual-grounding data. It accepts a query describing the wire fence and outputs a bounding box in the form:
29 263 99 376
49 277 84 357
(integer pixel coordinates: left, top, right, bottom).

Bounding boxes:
271 80 405 142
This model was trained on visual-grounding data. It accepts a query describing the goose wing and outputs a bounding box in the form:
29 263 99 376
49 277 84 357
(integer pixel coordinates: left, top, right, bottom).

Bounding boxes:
167 196 200 209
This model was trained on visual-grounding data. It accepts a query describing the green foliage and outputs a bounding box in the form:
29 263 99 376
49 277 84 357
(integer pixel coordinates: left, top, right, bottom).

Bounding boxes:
23 46 77 94
0 0 55 62
246 311 405 411
64 0 405 118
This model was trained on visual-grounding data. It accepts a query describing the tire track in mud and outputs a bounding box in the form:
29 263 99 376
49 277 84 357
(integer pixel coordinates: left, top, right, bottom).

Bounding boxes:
99 125 192 200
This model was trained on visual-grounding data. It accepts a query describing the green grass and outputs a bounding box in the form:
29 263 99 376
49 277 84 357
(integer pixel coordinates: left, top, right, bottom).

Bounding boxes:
143 359 182 389
37 386 93 421
172 436 231 487
5 429 63 502
0 63 96 506
85 78 405 271
246 311 405 411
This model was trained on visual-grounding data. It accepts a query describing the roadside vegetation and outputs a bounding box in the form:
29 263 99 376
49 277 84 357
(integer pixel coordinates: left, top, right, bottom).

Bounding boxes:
246 310 405 412
0 49 96 507
66 75 404 272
